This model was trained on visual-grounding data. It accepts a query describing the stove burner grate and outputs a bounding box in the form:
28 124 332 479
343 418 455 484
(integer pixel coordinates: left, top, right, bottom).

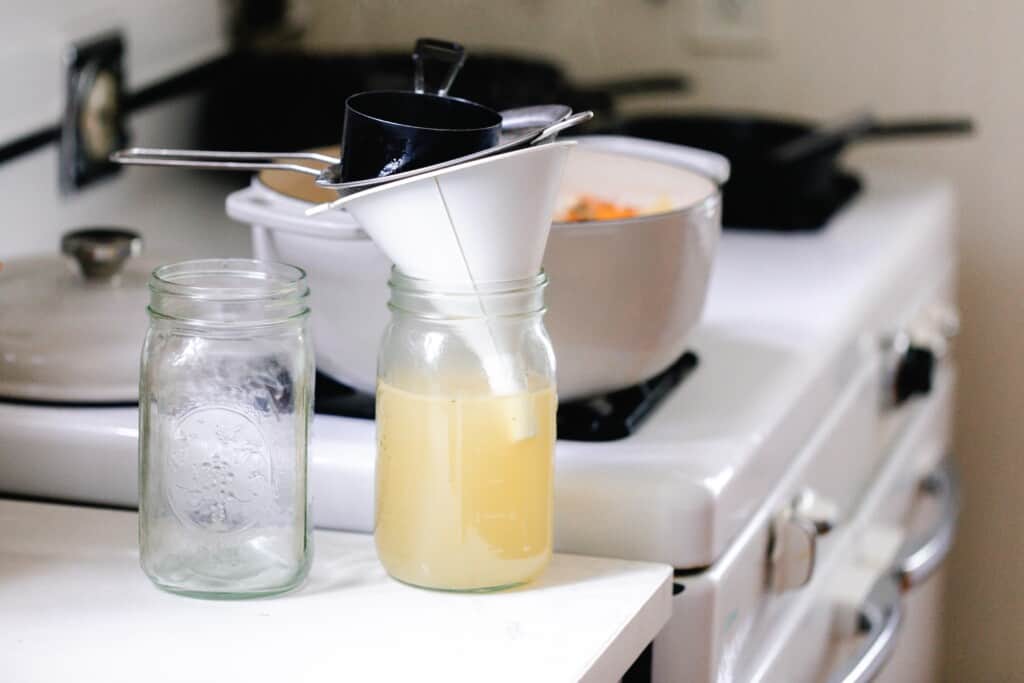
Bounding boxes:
556 352 698 441
313 351 699 442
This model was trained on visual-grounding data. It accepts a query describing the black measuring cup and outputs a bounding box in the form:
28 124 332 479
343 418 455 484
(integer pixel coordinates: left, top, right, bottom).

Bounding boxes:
339 39 503 182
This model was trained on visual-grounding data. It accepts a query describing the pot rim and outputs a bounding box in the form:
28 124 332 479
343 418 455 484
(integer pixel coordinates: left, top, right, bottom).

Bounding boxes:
240 137 724 239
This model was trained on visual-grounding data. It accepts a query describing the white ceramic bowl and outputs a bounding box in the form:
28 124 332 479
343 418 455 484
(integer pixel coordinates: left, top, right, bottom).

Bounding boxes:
226 136 725 400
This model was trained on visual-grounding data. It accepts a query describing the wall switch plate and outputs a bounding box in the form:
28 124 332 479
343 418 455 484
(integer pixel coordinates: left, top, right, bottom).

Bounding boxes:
60 32 128 194
689 0 774 56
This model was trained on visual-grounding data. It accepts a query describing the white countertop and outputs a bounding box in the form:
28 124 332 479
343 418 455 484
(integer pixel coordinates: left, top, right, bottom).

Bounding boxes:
0 499 672 683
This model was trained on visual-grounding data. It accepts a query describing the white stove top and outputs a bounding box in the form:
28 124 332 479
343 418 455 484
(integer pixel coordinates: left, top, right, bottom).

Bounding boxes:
0 167 955 570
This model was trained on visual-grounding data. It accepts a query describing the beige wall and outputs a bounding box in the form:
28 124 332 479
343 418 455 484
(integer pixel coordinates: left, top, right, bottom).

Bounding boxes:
305 1 1022 679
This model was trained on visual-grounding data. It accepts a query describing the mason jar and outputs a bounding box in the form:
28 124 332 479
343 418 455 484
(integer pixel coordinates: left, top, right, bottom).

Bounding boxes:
375 270 557 592
139 259 314 598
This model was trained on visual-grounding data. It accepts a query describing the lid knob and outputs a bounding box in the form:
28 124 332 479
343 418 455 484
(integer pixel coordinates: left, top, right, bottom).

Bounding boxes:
61 228 142 281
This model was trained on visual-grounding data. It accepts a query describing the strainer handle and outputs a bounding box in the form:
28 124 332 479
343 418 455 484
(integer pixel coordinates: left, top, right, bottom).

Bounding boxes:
110 148 339 177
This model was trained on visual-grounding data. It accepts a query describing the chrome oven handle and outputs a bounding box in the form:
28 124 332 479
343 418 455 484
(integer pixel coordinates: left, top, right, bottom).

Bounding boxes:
825 454 959 683
825 575 904 683
895 454 961 590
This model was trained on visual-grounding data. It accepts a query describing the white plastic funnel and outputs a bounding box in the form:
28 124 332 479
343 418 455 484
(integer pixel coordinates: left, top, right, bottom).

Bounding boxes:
332 141 575 284
335 142 574 439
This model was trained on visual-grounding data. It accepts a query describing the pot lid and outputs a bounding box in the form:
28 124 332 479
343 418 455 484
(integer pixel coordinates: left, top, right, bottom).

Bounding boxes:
0 228 156 403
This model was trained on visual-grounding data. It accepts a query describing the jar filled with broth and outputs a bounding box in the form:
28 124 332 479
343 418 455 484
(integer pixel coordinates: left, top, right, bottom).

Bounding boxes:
375 270 557 591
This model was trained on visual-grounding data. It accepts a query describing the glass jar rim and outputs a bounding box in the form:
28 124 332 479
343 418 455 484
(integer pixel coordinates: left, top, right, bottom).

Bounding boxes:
387 268 547 320
150 259 309 302
388 268 548 296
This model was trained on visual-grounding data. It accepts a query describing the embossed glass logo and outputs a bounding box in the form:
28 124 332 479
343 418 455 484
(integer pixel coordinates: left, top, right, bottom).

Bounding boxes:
167 407 272 533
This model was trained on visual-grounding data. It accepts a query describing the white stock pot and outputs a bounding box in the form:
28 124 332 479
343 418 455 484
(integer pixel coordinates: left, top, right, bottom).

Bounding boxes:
226 136 727 400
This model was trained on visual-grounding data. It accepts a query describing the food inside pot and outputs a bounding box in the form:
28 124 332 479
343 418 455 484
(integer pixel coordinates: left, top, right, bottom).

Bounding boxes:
259 146 339 204
555 194 674 223
558 195 638 222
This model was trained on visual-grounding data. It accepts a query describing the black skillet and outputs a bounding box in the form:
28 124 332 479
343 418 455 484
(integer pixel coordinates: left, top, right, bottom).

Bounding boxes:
611 112 973 229
198 51 686 153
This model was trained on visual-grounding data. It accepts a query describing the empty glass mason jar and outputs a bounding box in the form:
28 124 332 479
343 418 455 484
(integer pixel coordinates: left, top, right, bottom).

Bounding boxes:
375 270 557 592
139 259 314 598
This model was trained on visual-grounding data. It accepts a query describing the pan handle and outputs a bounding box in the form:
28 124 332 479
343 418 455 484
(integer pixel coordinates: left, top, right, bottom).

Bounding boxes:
501 105 572 130
867 118 974 138
771 112 878 165
531 111 595 144
772 114 974 165
412 38 466 97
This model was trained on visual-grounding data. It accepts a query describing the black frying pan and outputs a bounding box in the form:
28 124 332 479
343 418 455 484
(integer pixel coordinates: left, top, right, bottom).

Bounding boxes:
198 51 686 153
611 112 973 229
449 54 686 116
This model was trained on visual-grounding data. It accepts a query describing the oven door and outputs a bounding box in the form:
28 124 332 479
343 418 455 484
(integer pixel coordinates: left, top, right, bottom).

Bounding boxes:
741 373 959 682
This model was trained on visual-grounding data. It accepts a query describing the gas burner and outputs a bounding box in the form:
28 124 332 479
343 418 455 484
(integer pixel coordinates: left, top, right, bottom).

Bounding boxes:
557 352 698 441
313 372 375 419
313 351 699 442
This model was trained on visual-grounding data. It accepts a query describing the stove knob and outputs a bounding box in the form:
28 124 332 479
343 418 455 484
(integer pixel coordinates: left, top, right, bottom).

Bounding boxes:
768 489 838 593
893 345 936 404
883 305 957 406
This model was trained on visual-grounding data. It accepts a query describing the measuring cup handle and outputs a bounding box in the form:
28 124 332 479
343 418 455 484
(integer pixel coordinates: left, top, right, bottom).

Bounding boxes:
412 38 466 97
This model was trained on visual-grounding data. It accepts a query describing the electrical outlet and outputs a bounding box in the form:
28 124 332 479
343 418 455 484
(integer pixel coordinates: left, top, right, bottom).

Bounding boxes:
690 0 773 55
60 32 127 193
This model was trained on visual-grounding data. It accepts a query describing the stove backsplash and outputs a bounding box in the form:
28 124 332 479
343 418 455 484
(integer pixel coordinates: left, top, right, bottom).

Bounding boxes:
0 0 247 263
1 95 250 262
